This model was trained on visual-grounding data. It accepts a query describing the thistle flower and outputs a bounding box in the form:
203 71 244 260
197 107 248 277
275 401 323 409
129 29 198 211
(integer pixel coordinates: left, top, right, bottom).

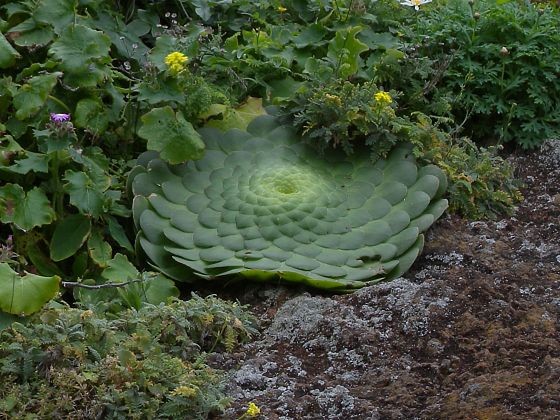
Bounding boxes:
165 51 188 74
50 113 71 123
400 0 432 10
374 91 392 105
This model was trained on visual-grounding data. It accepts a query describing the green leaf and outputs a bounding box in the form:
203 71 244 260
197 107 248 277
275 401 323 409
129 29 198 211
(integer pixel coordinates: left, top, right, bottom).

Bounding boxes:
87 227 112 268
327 26 369 79
102 253 138 283
0 32 20 69
0 263 60 315
49 24 111 72
0 311 18 331
74 98 109 134
50 214 91 261
107 216 133 252
204 97 267 131
26 242 64 277
0 184 55 231
63 170 107 217
148 35 177 71
138 106 205 164
34 0 78 35
6 151 49 174
293 24 328 48
140 273 179 306
13 27 54 48
13 73 60 120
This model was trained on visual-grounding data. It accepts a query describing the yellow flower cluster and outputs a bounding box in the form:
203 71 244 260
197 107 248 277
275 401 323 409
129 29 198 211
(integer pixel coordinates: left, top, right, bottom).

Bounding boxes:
246 402 261 417
171 385 197 397
374 91 392 105
165 51 188 74
324 93 342 107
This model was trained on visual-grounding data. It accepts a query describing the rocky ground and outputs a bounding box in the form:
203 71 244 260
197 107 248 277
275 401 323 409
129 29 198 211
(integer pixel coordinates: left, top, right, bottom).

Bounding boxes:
209 140 560 419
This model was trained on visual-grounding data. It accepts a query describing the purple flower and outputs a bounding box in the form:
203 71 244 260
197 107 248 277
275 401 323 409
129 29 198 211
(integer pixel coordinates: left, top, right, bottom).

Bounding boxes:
50 113 71 123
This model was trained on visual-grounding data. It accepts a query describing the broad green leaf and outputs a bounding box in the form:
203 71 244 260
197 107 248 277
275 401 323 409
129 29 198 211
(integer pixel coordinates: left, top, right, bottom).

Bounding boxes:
0 32 20 68
74 98 109 134
136 77 184 105
0 263 60 315
0 184 55 231
293 24 328 48
34 0 78 35
267 78 305 103
13 27 54 47
87 227 112 267
49 24 111 72
63 170 107 217
148 35 178 71
50 213 91 261
327 26 369 79
140 273 179 306
13 73 60 120
6 151 49 174
204 97 267 131
138 106 205 164
102 253 138 283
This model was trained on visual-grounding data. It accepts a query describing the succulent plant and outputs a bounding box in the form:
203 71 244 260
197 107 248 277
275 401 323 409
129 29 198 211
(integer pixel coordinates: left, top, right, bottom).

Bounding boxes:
129 115 448 291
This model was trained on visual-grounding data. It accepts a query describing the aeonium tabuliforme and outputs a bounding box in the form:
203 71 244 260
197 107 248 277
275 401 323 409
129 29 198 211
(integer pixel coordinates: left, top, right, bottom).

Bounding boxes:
129 115 447 291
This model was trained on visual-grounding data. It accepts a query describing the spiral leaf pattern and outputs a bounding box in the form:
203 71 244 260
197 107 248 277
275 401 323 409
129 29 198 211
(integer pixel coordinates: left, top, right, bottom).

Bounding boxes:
130 115 448 291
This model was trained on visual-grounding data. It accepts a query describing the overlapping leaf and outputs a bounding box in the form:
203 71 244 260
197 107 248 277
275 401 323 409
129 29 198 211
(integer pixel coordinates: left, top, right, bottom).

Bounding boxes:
130 115 447 291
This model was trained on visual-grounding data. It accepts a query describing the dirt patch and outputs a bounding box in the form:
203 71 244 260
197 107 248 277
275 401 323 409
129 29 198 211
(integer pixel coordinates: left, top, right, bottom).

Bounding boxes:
208 140 560 419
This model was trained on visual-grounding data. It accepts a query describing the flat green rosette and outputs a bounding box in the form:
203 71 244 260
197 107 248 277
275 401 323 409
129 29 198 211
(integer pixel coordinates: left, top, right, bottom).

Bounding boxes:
130 115 448 291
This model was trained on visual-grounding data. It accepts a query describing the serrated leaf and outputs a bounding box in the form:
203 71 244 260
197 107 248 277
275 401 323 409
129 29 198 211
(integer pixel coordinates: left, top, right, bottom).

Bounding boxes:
49 24 111 72
34 0 78 35
0 184 55 231
327 26 369 78
6 151 49 174
138 106 205 164
50 214 91 261
63 170 108 217
13 73 60 120
0 263 60 316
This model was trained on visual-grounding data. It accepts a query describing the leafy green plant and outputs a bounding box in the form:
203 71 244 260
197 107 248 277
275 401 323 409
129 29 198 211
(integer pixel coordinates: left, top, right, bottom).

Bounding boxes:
0 295 257 418
291 80 418 159
130 114 448 291
402 0 560 148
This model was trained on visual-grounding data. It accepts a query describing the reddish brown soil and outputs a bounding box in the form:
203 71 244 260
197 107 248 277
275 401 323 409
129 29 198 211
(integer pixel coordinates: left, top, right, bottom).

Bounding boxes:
209 140 560 419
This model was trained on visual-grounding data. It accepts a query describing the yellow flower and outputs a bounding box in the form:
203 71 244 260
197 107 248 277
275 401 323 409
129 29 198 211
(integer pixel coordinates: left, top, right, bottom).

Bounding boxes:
324 93 342 107
374 91 392 105
171 385 197 397
165 51 188 74
246 402 261 417
278 6 287 13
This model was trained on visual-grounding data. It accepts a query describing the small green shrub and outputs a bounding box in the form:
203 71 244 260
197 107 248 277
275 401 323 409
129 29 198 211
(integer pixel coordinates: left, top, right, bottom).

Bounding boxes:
402 0 560 148
0 295 257 418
